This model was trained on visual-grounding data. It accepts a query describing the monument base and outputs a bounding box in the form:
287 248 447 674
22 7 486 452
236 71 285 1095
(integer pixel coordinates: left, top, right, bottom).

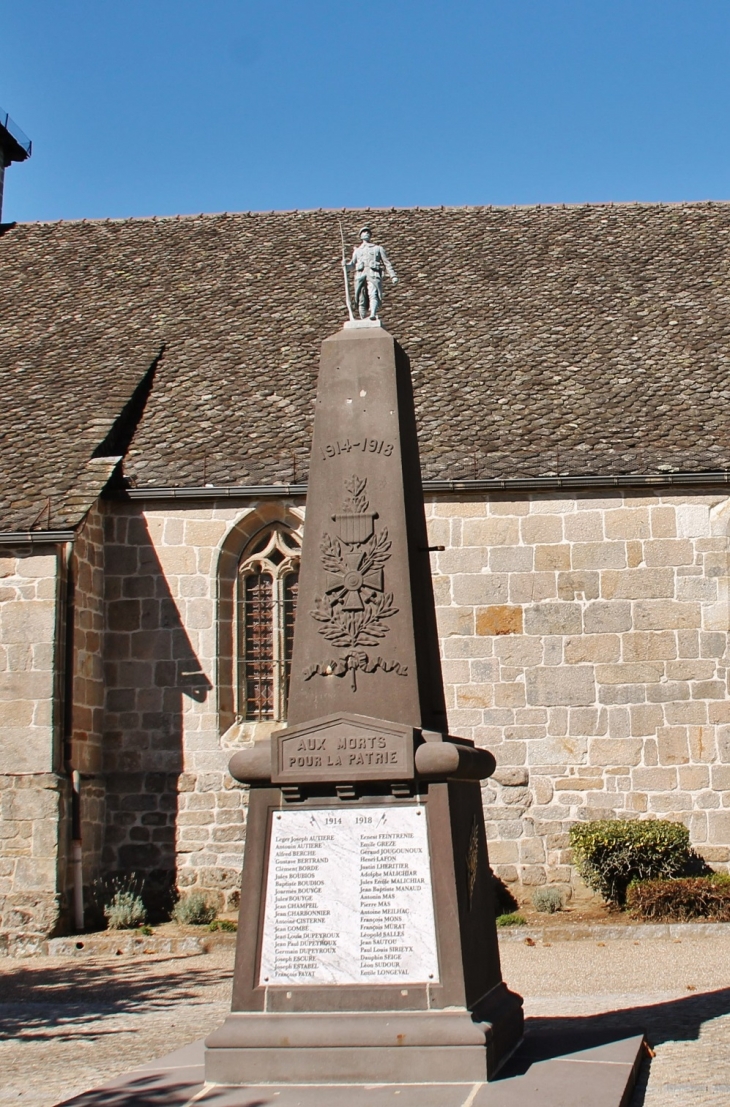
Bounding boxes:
58 1028 647 1107
60 1027 646 1107
205 986 524 1085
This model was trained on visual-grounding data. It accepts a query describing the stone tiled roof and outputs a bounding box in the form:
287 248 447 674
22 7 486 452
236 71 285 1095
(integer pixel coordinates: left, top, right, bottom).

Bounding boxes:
0 328 160 530
3 202 730 528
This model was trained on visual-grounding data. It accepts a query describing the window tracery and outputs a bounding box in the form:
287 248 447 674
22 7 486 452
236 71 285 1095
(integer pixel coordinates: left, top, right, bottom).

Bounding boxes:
236 524 300 722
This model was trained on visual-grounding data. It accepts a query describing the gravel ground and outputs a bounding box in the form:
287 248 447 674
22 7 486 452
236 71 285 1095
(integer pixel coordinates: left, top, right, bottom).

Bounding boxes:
0 950 234 1107
1 936 730 1107
503 935 730 1106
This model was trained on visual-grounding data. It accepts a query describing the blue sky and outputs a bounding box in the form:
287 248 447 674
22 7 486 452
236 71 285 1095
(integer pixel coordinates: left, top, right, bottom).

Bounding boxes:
3 0 730 222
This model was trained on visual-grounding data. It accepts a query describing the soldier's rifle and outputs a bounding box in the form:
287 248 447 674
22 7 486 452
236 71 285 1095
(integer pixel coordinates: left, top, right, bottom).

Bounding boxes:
339 220 355 322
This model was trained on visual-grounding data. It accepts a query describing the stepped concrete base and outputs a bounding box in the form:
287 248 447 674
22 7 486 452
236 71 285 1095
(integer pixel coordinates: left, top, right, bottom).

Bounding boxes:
56 1025 645 1107
205 1003 523 1085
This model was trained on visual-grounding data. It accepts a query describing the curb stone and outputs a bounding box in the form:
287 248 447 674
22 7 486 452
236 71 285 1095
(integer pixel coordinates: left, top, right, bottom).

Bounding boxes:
3 921 729 957
1 932 238 958
497 920 730 942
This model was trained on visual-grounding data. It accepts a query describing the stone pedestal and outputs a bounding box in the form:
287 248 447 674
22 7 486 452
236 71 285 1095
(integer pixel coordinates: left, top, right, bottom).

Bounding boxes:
205 325 523 1085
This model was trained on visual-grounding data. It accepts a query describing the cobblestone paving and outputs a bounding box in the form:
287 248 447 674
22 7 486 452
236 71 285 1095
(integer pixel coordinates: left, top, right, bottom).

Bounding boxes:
2 936 730 1107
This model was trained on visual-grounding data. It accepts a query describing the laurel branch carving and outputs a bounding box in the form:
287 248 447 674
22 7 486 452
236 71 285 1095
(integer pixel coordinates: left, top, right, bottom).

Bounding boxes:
466 815 480 910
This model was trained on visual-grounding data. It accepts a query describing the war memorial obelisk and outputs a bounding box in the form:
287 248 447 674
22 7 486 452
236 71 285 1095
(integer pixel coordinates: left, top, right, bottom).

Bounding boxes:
205 227 524 1086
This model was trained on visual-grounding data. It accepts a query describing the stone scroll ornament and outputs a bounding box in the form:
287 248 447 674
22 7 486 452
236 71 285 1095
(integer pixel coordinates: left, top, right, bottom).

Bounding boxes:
304 475 408 691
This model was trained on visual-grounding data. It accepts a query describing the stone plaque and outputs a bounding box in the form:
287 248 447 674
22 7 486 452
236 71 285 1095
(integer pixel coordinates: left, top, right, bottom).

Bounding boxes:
271 714 415 783
259 806 439 986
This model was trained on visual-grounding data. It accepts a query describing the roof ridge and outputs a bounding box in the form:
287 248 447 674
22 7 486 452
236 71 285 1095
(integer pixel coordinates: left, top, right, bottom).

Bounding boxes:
11 197 730 228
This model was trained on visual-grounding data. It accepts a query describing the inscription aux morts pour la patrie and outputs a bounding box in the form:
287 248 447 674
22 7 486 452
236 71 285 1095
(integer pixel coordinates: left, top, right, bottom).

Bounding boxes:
273 717 415 783
282 730 400 773
304 475 407 691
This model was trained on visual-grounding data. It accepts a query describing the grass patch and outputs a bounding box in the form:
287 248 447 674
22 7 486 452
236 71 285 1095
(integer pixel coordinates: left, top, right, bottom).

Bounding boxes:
496 913 527 927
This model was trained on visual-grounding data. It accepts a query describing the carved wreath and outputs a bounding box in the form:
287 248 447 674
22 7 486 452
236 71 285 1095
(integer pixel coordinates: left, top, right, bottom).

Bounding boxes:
310 476 398 649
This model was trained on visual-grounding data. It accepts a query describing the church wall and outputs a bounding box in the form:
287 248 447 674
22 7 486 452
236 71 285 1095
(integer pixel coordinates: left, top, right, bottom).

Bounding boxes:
68 504 107 890
426 488 730 899
0 544 66 949
97 486 730 914
0 547 60 773
101 502 261 912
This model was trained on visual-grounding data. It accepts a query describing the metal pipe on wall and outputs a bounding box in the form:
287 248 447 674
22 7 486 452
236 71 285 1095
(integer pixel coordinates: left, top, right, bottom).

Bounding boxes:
71 770 84 932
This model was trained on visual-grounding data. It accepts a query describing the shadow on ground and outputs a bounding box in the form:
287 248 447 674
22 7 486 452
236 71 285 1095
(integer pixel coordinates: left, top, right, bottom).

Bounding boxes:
498 986 730 1106
59 1080 275 1107
5 965 730 1106
57 1074 207 1107
0 955 233 1043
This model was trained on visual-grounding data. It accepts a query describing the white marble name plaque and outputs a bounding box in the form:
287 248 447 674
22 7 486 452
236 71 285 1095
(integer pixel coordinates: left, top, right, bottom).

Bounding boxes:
259 806 440 986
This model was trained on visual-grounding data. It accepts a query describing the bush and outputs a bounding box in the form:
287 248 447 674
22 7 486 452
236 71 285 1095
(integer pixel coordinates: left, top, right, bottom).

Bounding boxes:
496 913 527 927
533 887 564 914
172 892 216 926
627 874 730 921
86 872 145 931
105 891 147 930
569 819 692 906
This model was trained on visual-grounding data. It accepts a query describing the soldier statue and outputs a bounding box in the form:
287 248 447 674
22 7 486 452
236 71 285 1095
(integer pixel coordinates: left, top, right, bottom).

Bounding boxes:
345 225 398 320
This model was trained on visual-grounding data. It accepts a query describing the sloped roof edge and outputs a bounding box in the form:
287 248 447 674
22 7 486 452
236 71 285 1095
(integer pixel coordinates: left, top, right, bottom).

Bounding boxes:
13 197 730 229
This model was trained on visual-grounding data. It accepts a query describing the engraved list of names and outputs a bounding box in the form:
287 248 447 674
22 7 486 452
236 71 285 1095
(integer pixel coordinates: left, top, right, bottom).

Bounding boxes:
259 807 440 986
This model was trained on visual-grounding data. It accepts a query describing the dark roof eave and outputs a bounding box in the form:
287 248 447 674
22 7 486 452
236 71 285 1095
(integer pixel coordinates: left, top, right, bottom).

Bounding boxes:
0 530 75 546
120 470 730 503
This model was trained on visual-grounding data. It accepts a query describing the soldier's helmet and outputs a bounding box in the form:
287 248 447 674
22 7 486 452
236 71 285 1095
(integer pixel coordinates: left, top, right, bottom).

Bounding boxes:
359 224 372 237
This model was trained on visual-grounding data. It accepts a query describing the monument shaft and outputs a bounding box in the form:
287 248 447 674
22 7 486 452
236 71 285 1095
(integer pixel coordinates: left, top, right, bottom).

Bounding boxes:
288 326 446 731
206 325 523 1086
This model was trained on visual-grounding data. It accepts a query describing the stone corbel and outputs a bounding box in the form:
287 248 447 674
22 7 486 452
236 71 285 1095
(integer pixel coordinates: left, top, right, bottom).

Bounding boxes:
229 743 273 785
414 737 496 782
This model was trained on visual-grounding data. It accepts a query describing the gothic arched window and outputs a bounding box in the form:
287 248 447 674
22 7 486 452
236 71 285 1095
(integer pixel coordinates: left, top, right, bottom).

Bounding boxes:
237 525 301 722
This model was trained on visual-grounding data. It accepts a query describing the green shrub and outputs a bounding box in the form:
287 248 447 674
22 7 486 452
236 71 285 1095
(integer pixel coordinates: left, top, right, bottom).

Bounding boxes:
569 819 692 906
172 892 216 926
627 875 730 921
496 913 527 927
209 918 237 932
104 891 147 930
87 872 144 931
532 887 564 914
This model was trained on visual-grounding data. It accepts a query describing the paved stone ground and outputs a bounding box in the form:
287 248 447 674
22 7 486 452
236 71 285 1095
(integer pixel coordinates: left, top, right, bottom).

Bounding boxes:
2 937 730 1107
